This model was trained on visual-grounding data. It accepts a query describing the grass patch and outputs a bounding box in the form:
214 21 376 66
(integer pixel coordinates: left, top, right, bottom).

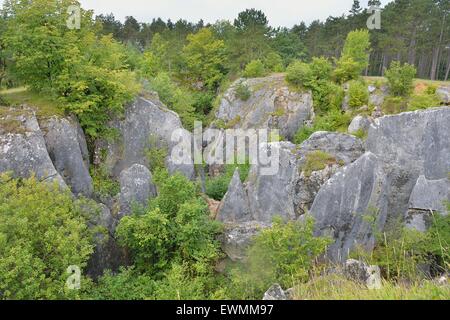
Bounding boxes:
293 274 449 300
301 151 339 177
0 87 64 118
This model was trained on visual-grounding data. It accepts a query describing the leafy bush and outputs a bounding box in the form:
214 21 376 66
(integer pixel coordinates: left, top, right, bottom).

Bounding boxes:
334 56 362 84
348 80 369 108
294 109 352 144
243 60 266 78
116 172 222 274
382 96 408 114
234 81 252 101
90 166 121 198
0 174 94 299
226 217 331 299
334 30 370 83
148 72 196 130
286 57 339 114
385 61 417 96
205 164 251 201
145 135 169 173
354 213 449 280
408 93 441 111
263 52 284 72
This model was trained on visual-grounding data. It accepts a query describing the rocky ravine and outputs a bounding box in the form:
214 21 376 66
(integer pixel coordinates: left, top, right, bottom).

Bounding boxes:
218 106 450 262
0 95 195 277
1 78 449 275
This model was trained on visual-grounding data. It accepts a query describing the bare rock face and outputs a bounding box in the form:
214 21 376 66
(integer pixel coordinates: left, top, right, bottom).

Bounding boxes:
310 107 450 261
217 168 251 223
348 115 372 134
216 75 314 141
436 86 449 104
405 175 449 232
220 221 270 261
263 284 288 301
41 116 93 197
118 164 157 216
101 96 195 180
344 259 382 289
0 108 66 188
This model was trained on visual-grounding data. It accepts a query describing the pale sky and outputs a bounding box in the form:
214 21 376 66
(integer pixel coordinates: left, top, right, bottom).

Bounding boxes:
75 0 393 27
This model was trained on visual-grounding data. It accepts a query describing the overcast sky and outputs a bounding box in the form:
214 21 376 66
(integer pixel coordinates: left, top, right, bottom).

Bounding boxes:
75 0 393 27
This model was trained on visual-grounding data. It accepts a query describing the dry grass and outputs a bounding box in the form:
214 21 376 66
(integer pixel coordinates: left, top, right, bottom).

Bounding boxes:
292 274 450 300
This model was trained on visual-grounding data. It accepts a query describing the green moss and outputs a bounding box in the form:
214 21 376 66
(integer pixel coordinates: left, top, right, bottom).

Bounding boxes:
226 115 241 129
301 151 338 177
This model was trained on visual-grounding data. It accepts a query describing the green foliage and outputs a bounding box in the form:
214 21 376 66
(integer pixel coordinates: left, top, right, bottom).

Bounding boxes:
243 59 266 78
0 174 94 299
348 80 369 108
382 96 408 114
334 29 370 83
205 164 251 201
234 81 251 101
286 57 339 115
301 151 338 177
355 213 450 280
263 52 284 72
294 110 352 144
148 72 196 130
90 165 121 198
116 172 222 274
145 135 169 173
2 0 141 138
226 217 331 299
183 28 227 90
385 61 417 96
408 93 442 111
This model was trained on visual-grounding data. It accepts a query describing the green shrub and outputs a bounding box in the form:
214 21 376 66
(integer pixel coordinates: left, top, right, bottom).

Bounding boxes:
294 110 352 144
193 91 215 115
408 93 441 111
382 96 408 114
243 59 266 78
385 61 417 96
334 56 361 84
334 30 371 83
148 72 196 130
234 81 252 101
206 164 251 201
0 174 94 299
286 58 339 114
264 52 284 72
145 135 169 173
116 172 222 274
348 80 369 108
226 217 331 299
90 165 120 198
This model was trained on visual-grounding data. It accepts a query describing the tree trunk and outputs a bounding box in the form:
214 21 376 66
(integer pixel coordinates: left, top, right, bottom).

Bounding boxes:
445 53 450 81
431 13 446 80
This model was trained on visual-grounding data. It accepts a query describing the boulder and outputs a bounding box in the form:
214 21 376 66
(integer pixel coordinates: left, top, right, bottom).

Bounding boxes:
405 175 449 232
216 75 314 141
263 284 288 301
348 115 372 134
119 164 157 216
310 152 389 261
220 221 270 261
101 96 195 180
217 168 251 223
436 86 449 104
311 107 450 261
41 116 93 197
344 259 382 289
298 131 365 165
0 108 66 188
